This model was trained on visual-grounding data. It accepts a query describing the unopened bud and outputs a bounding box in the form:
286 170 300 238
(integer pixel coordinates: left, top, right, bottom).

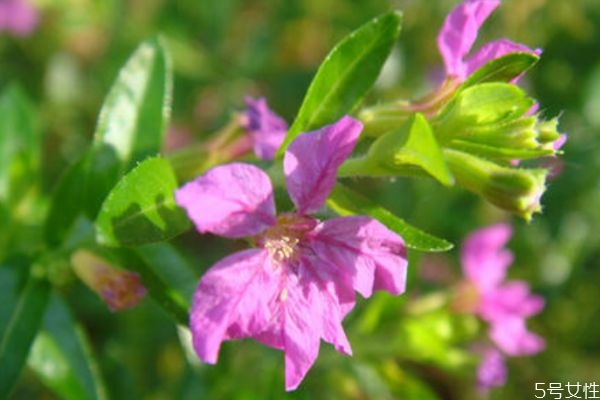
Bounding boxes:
434 83 560 161
71 250 146 311
444 149 547 221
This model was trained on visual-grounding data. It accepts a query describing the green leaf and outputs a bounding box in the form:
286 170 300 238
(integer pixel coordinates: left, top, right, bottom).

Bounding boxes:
327 183 453 252
112 249 189 325
436 83 534 131
44 155 88 247
0 264 50 398
136 243 198 306
449 139 554 161
93 37 172 171
44 38 172 248
28 294 108 400
277 11 402 155
0 84 39 206
84 37 172 217
95 156 190 247
461 52 539 88
364 113 455 186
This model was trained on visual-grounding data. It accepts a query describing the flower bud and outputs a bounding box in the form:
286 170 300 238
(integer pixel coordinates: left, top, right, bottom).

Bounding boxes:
444 149 547 220
434 83 560 161
71 250 147 311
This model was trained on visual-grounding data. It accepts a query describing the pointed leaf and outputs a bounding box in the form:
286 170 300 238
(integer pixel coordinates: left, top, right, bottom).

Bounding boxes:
44 38 172 247
461 52 539 88
84 37 172 217
378 114 453 185
277 11 402 155
28 294 108 400
0 264 50 398
327 184 453 252
96 156 190 247
344 114 454 186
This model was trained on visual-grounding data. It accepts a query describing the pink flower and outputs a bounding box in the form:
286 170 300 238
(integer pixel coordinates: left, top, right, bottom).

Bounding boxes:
0 0 38 37
176 116 408 390
477 347 507 390
437 0 541 82
240 97 287 160
460 223 545 389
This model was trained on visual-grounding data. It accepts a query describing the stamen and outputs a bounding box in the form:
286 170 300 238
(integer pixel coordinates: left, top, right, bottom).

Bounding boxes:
265 235 300 263
279 288 288 302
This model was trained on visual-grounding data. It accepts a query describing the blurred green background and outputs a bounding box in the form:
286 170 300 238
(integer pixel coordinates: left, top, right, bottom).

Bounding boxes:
2 0 599 399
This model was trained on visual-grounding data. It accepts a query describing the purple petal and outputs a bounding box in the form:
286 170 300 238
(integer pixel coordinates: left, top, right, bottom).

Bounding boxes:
465 38 542 78
0 0 38 36
311 216 408 298
241 97 288 160
461 223 513 292
191 240 355 390
489 316 546 356
190 249 281 363
284 116 362 214
175 163 276 238
479 281 545 322
437 0 500 79
477 348 507 390
282 257 353 390
554 133 567 150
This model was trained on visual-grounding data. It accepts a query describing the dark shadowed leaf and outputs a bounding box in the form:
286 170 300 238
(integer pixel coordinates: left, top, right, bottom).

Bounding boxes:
28 294 108 400
0 262 50 398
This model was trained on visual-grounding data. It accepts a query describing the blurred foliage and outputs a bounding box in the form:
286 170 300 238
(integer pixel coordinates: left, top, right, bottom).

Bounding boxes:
1 0 600 399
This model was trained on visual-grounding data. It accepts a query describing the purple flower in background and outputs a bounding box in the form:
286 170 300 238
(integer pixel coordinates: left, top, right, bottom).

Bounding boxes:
460 223 545 389
437 0 540 82
176 116 408 390
240 96 287 160
477 347 507 389
0 0 38 36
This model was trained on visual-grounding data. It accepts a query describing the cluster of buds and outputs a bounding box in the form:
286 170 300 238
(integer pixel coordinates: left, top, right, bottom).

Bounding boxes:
350 0 564 220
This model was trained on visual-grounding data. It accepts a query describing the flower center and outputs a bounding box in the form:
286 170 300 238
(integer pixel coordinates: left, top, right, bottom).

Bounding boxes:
259 213 317 265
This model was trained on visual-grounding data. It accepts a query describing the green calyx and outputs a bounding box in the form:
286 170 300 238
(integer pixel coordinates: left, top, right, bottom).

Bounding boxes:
444 148 548 221
432 83 561 162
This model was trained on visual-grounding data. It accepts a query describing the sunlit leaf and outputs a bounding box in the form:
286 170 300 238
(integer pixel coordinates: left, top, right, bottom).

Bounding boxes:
359 113 455 186
327 184 453 252
84 37 172 217
44 38 172 247
435 83 534 135
278 11 402 155
449 140 554 161
461 52 539 88
95 157 190 247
